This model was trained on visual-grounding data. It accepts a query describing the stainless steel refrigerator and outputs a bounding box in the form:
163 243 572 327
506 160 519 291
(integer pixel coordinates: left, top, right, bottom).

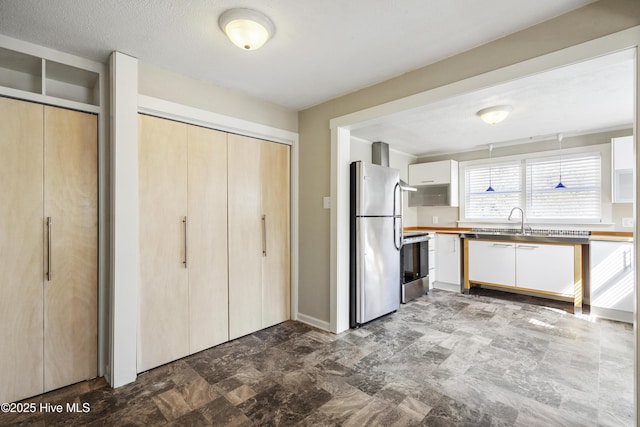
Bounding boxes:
350 161 401 328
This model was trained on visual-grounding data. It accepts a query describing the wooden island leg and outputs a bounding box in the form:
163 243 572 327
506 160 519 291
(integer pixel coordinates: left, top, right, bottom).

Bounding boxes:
573 244 583 315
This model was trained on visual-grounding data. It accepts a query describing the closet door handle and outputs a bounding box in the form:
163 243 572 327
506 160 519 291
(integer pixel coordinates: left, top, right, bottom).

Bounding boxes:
47 217 52 281
183 216 188 268
262 215 267 256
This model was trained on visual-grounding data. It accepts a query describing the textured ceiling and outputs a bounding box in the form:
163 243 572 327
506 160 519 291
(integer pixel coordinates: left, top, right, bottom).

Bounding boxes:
0 0 595 110
351 49 636 156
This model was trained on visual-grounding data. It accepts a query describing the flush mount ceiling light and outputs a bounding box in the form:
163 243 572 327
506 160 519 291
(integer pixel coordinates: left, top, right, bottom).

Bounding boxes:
219 8 275 51
477 105 513 125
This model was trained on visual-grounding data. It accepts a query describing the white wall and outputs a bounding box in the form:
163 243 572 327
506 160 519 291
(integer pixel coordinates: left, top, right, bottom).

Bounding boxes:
414 129 633 230
350 137 418 226
137 62 297 133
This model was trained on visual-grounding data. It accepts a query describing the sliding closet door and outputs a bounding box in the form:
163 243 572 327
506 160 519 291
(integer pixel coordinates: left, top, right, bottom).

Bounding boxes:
261 142 291 328
228 134 263 339
0 98 44 403
187 126 229 353
43 106 98 392
138 114 189 372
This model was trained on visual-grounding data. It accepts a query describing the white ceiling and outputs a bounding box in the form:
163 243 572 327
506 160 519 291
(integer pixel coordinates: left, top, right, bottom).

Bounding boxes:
351 49 636 156
0 0 596 111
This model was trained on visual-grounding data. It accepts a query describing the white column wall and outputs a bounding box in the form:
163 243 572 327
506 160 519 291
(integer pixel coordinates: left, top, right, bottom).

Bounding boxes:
109 52 138 387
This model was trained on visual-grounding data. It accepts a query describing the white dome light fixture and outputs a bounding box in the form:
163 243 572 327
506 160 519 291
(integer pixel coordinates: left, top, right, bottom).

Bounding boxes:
477 105 513 125
219 8 275 51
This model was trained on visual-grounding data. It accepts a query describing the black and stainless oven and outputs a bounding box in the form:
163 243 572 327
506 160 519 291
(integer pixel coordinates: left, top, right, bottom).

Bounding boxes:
400 232 431 303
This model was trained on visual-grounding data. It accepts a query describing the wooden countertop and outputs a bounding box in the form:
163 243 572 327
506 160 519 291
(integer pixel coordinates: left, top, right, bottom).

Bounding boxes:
404 227 633 238
590 231 633 237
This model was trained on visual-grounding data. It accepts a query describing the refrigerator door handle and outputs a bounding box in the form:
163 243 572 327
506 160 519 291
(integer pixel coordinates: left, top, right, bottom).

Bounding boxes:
393 182 399 218
393 217 401 250
393 182 401 250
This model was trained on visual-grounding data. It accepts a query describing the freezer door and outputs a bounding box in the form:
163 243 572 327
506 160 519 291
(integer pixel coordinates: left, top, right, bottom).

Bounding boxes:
354 161 400 217
355 216 401 324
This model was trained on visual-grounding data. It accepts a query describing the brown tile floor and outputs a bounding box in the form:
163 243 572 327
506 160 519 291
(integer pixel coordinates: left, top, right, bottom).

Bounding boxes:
1 288 634 426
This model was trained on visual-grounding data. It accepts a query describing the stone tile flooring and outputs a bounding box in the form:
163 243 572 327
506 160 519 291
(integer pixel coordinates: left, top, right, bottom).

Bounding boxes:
1 288 634 426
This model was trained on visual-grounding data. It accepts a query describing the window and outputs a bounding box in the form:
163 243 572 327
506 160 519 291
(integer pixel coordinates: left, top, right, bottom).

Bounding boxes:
465 161 521 219
526 154 601 220
463 152 602 222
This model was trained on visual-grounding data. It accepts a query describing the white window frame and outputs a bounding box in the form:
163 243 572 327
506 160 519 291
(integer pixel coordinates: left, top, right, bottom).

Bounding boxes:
464 160 523 220
459 143 612 226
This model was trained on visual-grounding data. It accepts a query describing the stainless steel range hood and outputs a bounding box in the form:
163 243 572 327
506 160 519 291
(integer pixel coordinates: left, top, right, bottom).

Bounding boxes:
372 141 416 192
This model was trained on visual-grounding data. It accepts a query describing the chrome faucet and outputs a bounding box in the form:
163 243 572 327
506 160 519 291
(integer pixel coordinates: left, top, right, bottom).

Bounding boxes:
508 207 525 234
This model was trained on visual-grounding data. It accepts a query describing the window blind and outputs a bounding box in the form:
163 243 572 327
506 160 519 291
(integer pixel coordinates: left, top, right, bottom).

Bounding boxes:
465 162 521 219
526 154 601 220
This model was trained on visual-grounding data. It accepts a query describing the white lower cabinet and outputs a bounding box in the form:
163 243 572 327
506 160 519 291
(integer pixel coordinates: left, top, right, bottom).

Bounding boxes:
516 244 574 295
467 240 576 295
468 240 516 286
435 234 461 286
590 240 634 322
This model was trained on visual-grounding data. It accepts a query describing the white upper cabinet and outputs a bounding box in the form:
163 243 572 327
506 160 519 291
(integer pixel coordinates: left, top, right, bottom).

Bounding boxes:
408 160 459 207
409 159 458 186
612 135 633 203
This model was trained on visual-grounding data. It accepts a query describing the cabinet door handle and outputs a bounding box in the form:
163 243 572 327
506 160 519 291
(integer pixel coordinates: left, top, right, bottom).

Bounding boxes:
491 243 512 248
421 180 435 183
46 217 52 281
517 245 538 250
183 216 188 268
262 215 267 256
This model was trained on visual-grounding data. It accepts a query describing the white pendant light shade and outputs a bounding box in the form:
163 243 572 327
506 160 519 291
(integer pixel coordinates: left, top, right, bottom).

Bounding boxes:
477 105 513 125
219 9 275 50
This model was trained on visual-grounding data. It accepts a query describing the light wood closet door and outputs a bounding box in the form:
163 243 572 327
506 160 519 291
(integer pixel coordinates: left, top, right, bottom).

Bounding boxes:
187 126 229 353
43 106 98 392
228 134 263 339
0 98 44 403
138 115 189 372
261 142 291 328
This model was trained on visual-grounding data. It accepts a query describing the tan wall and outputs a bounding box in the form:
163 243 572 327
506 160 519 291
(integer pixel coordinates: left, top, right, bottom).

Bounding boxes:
138 61 298 132
297 0 640 324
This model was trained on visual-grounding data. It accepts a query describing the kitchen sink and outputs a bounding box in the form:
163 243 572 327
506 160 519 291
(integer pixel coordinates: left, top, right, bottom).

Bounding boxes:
460 228 591 244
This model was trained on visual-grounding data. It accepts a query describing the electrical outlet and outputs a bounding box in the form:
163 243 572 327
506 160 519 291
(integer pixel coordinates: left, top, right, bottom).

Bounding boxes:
622 217 634 228
432 216 438 225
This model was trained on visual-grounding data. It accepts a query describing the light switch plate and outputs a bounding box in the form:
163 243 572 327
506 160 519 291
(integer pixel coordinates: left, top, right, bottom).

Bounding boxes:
432 216 438 225
323 196 331 209
622 217 634 228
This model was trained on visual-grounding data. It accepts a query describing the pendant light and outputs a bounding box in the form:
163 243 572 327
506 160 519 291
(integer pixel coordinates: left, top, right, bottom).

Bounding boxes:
486 144 495 192
555 133 566 189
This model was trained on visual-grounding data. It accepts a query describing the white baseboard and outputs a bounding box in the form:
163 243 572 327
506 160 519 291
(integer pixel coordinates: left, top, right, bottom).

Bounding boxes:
433 281 461 293
296 312 331 332
589 306 633 324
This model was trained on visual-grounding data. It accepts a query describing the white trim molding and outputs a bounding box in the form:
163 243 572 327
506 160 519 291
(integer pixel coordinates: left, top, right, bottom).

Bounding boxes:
296 313 331 332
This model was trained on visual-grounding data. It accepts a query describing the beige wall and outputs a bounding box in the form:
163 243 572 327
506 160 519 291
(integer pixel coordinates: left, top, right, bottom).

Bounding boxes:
138 61 298 132
297 0 640 324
